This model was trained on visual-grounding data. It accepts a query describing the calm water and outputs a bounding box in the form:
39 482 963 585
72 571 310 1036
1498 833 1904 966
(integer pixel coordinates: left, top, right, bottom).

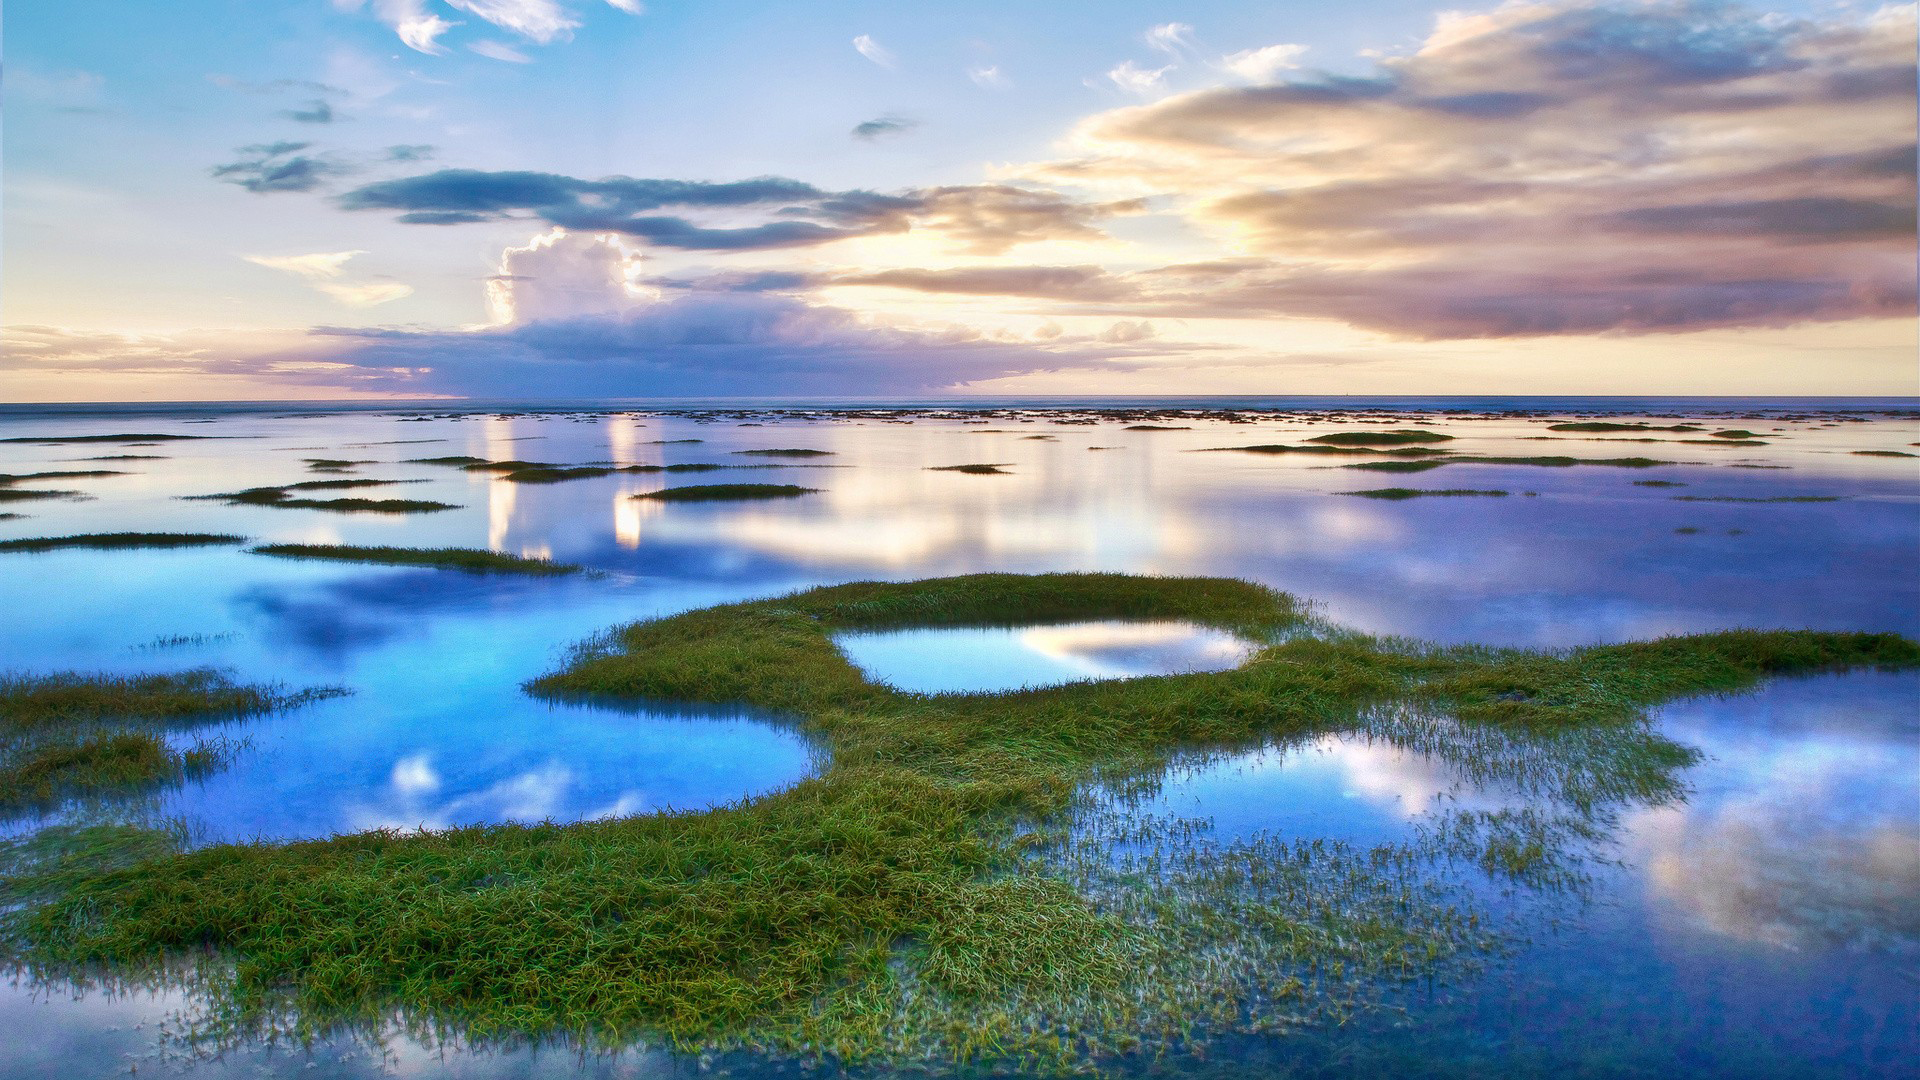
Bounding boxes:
0 400 1915 1077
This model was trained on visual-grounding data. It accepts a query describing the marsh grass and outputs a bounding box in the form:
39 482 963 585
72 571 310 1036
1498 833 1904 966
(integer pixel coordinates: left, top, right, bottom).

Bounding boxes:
0 670 344 813
1337 489 1509 500
1670 495 1842 503
1853 450 1918 457
1634 480 1686 487
735 448 833 457
6 572 1912 1071
1544 423 1701 433
0 433 209 444
929 464 1014 474
1346 455 1672 473
0 489 81 503
633 483 820 502
1306 430 1453 446
189 484 458 514
250 543 583 575
0 532 246 554
0 470 129 486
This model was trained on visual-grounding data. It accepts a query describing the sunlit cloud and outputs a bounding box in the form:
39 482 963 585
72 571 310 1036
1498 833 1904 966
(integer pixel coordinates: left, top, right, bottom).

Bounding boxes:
1219 43 1307 81
853 33 896 68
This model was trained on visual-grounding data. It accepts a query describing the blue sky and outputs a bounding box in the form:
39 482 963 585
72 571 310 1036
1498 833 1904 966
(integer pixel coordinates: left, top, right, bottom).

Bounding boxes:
4 0 1915 399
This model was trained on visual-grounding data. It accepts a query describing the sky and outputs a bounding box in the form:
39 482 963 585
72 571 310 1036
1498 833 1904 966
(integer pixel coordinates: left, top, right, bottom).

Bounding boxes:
3 0 1915 401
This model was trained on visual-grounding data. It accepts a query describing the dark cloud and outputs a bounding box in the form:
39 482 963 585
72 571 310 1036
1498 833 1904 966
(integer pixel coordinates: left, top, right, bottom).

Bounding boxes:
301 292 1074 397
386 144 436 162
1608 197 1916 239
852 116 918 140
284 99 336 123
212 142 344 193
336 170 1140 254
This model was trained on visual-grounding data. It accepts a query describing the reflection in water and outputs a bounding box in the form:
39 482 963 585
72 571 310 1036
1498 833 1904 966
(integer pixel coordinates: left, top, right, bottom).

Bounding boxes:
0 404 1915 1076
835 619 1257 694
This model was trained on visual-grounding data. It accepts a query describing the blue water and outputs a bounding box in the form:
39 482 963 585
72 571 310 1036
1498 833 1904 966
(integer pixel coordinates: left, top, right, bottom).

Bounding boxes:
0 401 1915 1077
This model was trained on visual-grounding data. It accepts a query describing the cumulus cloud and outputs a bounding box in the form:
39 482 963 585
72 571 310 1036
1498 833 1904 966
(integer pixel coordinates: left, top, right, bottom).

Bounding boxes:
853 34 896 68
338 169 1143 254
1023 0 1917 338
851 115 918 141
485 229 648 323
212 141 345 193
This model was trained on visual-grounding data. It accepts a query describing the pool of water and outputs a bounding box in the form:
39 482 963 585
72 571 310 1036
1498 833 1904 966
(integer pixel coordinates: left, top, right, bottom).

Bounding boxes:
834 619 1258 694
0 401 1915 1077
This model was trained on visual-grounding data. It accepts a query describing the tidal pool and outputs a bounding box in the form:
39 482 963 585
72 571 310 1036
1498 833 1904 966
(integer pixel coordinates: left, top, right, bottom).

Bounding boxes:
0 398 1915 1078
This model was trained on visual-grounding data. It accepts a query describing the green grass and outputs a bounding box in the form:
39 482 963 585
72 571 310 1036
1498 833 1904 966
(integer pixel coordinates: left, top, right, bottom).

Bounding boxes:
0 489 81 503
929 464 1014 474
190 484 458 514
0 433 209 444
1337 488 1509 500
1634 480 1687 487
1123 425 1190 431
0 470 129 486
1306 430 1453 446
734 448 834 457
78 454 168 460
0 532 246 554
0 669 344 812
1710 430 1760 438
1346 455 1672 473
6 572 1912 1069
250 543 583 575
1853 450 1917 457
1679 439 1767 446
633 483 821 502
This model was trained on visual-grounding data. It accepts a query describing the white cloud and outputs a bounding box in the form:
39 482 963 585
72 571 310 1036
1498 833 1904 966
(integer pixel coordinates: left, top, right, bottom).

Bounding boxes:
853 34 896 68
486 229 650 324
1144 22 1196 54
1106 60 1171 95
445 0 578 44
469 39 533 62
968 64 1008 89
605 0 644 12
245 250 364 279
365 0 457 54
1221 42 1308 81
317 282 415 306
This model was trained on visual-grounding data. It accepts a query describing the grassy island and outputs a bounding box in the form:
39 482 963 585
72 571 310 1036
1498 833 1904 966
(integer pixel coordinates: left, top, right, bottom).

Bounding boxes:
250 543 583 575
3 573 1913 1071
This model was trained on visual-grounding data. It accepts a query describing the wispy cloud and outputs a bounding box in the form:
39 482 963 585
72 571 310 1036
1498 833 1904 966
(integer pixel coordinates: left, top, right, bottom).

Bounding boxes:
284 99 338 122
212 142 345 194
852 34 896 68
1220 43 1307 82
1144 22 1196 54
1106 60 1171 96
967 64 1008 89
469 39 534 62
445 0 577 44
851 115 917 141
244 250 412 307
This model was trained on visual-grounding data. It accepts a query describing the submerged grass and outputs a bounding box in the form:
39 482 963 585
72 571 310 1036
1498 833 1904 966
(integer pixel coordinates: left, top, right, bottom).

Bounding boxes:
0 532 246 554
1337 488 1509 500
0 669 344 813
249 543 583 575
5 572 1913 1071
633 483 820 502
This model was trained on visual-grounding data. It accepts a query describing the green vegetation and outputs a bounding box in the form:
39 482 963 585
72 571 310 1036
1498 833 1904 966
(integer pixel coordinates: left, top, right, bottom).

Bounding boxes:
735 448 834 457
0 470 128 485
250 543 583 575
1853 450 1917 458
633 483 820 502
0 433 208 444
0 489 80 503
0 532 246 554
1670 495 1842 503
1679 439 1767 446
1544 422 1701 433
1709 430 1760 438
78 454 168 460
1122 425 1190 431
1342 460 1443 473
1346 455 1672 473
1337 488 1510 500
6 572 1912 1070
0 669 343 812
1306 430 1453 446
303 458 376 470
189 483 457 514
1200 444 1449 457
1634 480 1686 487
929 464 1013 475
0 513 23 522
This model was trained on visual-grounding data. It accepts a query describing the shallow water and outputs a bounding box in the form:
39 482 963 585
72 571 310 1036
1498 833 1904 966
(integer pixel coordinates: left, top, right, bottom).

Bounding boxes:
0 399 1916 1077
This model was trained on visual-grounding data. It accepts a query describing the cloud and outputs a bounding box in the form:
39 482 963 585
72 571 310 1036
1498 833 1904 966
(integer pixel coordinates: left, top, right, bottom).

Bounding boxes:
338 169 1143 254
1106 60 1172 96
1144 22 1196 54
1220 43 1308 81
967 65 1008 89
285 98 338 122
212 142 345 193
445 0 577 44
835 265 1131 301
485 229 648 323
605 0 644 12
853 34 896 68
851 115 917 141
342 0 458 54
1022 0 1917 338
244 250 412 307
386 143 436 161
469 39 533 62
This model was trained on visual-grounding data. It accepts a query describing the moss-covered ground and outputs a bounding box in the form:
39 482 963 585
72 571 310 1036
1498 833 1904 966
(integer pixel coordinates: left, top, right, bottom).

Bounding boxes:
1 573 1912 1071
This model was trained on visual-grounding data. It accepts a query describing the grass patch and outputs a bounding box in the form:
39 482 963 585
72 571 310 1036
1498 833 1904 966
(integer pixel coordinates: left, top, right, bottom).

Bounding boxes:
1346 455 1672 473
1123 425 1190 431
189 484 456 514
0 488 81 503
1709 430 1760 438
929 464 1014 475
1337 488 1509 500
77 454 168 460
734 448 834 457
0 433 208 444
1634 480 1686 487
0 669 343 812
0 513 23 522
0 470 129 486
0 532 246 554
1201 444 1448 457
1670 495 1843 503
6 572 1912 1069
1306 430 1453 446
1853 450 1917 457
250 544 582 575
1679 439 1767 446
633 483 820 502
